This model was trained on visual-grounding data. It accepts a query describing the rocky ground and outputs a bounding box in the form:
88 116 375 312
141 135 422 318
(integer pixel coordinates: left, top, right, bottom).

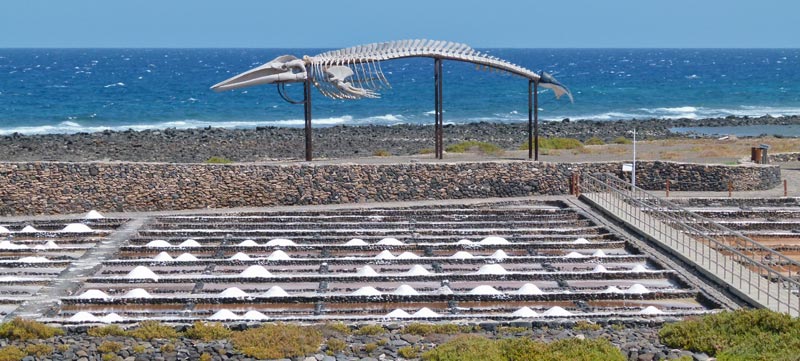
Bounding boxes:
0 115 798 163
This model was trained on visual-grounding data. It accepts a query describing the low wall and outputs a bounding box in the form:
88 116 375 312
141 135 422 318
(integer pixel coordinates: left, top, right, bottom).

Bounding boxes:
0 161 781 216
769 152 800 163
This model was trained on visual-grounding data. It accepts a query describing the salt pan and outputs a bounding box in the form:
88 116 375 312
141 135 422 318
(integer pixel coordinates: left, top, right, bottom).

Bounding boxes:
344 238 368 246
240 265 272 278
573 237 590 244
491 249 509 259
640 306 664 315
377 237 404 245
62 223 93 233
19 256 49 263
435 285 453 295
542 306 573 316
146 240 172 248
512 307 539 317
39 240 60 249
262 286 290 297
0 241 28 250
604 286 623 293
229 252 252 261
351 286 382 296
0 226 10 234
179 239 201 247
20 225 38 233
152 252 174 261
412 307 440 318
175 253 199 261
593 264 608 272
356 265 379 276
100 313 124 323
208 309 241 320
480 236 509 245
123 288 153 298
242 310 269 320
219 287 250 298
374 250 395 259
385 309 411 318
631 264 648 272
626 284 650 294
396 251 420 259
126 266 159 281
456 239 473 245
516 283 544 295
393 285 419 296
476 264 508 275
78 289 111 300
69 312 100 322
84 210 105 219
450 251 474 259
405 265 431 276
469 285 503 295
266 238 296 246
238 239 260 247
592 249 607 257
565 251 587 258
267 250 291 260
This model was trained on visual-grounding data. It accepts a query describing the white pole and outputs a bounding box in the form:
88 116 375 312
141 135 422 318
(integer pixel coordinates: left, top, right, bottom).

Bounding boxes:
632 128 636 189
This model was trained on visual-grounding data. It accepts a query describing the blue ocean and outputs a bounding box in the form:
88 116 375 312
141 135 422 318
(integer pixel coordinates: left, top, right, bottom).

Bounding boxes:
1 48 799 135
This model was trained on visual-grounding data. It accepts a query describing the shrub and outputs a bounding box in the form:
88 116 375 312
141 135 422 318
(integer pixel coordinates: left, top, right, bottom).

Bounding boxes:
573 321 602 332
24 343 54 357
585 137 605 145
659 309 800 359
520 137 584 150
496 326 527 334
0 318 64 340
88 325 127 337
423 335 625 361
542 338 625 361
0 346 26 361
57 344 70 352
97 341 123 354
377 338 388 346
355 324 386 336
185 321 232 342
399 345 421 359
160 343 175 353
324 322 351 335
101 353 117 361
613 136 632 145
199 353 213 361
422 335 503 361
373 149 391 157
364 343 378 353
418 148 434 154
326 338 347 355
132 344 147 354
231 323 323 359
127 320 179 340
204 156 233 164
402 323 476 336
445 141 504 156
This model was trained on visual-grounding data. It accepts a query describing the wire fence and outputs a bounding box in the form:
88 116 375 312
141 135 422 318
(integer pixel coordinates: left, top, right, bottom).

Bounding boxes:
580 172 800 316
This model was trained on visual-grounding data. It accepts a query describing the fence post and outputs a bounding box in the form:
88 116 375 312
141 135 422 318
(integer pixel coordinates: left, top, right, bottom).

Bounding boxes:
666 179 670 197
728 181 733 197
784 179 788 197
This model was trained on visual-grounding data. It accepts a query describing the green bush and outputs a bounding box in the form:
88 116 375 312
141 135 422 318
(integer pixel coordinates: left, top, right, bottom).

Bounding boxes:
132 344 147 354
418 148 435 155
24 343 54 357
364 343 378 353
0 346 27 361
402 323 476 336
422 335 625 361
324 322 351 335
0 318 64 340
127 320 179 340
496 326 527 334
373 149 391 157
88 325 127 337
399 345 421 359
445 141 504 156
573 321 602 332
185 321 232 342
612 136 632 145
520 137 584 150
585 137 605 145
659 309 800 359
199 353 213 361
355 324 386 336
160 343 175 353
422 335 503 361
231 323 323 359
326 338 347 355
97 341 123 354
204 156 233 164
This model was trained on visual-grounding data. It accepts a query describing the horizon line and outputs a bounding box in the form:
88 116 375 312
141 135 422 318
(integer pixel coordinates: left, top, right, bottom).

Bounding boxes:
1 46 800 50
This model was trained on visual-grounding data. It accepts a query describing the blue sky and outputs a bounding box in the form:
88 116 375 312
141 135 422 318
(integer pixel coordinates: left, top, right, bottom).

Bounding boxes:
2 0 798 48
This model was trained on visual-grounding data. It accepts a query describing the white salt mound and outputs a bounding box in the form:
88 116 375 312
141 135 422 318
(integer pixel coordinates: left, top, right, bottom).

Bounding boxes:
573 237 590 244
126 266 159 281
456 239 473 245
491 249 509 259
0 226 11 234
208 309 241 320
351 286 382 296
593 264 608 272
19 256 49 263
640 306 664 315
219 287 250 298
344 238 368 246
238 239 260 247
393 285 419 296
146 240 172 248
242 310 269 320
435 285 454 295
626 284 650 294
263 286 290 297
374 250 395 259
543 306 573 317
229 252 252 261
266 250 291 260
377 237 404 246
356 265 379 276
565 251 587 258
78 289 111 300
266 238 296 246
480 236 509 245
631 264 648 272
0 241 28 250
41 240 60 249
385 309 411 318
469 285 503 295
405 265 431 276
21 225 38 233
592 249 607 257
123 288 153 298
69 312 100 322
604 286 623 293
84 210 105 219
175 253 199 261
476 264 508 275
412 307 440 318
62 223 93 233
396 251 420 259
179 239 201 247
100 313 124 323
512 307 539 317
240 265 272 278
152 252 174 261
517 283 544 295
450 251 474 259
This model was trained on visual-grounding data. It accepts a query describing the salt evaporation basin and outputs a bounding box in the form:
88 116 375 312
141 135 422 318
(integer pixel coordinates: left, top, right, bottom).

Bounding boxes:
267 250 291 260
240 265 272 278
356 265 379 276
175 253 199 261
0 226 10 234
263 286 290 297
476 264 508 275
351 286 382 296
126 266 159 281
626 284 650 294
516 283 544 295
377 237 404 246
152 252 174 261
219 287 250 298
374 250 395 259
229 252 252 261
344 238 368 246
179 239 202 247
565 251 587 258
593 264 608 272
266 238 296 246
491 249 509 259
238 239 260 247
412 307 440 318
34 241 60 250
69 312 100 322
592 249 607 257
396 251 420 259
385 309 411 318
450 251 474 259
243 310 269 320
512 307 539 317
100 313 124 323
20 225 38 233
0 241 28 250
84 210 105 219
542 306 573 316
573 237 590 244
631 264 648 272
62 223 93 233
19 256 49 263
405 265 431 276
78 289 111 300
393 285 419 296
469 285 503 295
146 240 172 248
480 236 509 245
640 306 664 315
123 288 153 298
209 309 241 320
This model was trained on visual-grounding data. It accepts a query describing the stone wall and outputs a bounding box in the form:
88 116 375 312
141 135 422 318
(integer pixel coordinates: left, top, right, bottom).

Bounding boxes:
0 161 781 216
769 152 800 163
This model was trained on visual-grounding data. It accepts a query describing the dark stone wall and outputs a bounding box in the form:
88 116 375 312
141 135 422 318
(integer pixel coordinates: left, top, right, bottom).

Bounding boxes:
0 161 780 216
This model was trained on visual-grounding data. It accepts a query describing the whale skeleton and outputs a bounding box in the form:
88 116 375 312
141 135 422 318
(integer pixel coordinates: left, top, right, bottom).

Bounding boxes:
211 39 572 160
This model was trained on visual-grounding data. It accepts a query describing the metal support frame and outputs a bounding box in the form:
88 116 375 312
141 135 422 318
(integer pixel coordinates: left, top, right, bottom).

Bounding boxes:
534 80 539 161
434 58 444 159
303 76 313 161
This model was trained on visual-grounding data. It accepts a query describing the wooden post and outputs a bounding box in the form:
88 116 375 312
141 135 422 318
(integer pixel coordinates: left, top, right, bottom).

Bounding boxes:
666 179 670 197
784 179 788 197
728 181 733 197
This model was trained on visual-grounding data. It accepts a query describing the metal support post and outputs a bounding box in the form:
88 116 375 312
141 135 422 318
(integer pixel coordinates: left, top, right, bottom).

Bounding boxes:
303 77 313 161
434 58 444 159
534 80 539 161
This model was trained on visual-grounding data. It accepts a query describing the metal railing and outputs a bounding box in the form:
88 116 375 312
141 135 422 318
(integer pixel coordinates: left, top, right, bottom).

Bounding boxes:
580 172 800 316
